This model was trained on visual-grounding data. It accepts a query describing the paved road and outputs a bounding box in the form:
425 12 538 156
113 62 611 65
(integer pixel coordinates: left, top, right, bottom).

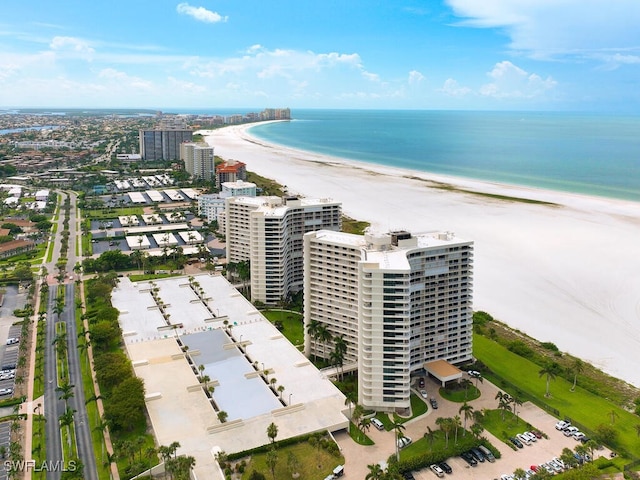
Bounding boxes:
63 283 98 478
42 191 98 479
44 285 64 480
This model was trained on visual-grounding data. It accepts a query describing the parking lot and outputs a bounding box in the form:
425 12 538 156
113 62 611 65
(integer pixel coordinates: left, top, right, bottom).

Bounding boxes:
335 374 612 479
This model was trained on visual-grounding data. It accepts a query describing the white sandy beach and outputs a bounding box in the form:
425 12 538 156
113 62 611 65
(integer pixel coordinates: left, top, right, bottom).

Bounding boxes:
202 124 640 388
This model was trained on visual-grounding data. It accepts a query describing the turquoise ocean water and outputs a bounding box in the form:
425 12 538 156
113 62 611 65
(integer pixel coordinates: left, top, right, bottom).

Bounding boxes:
244 110 640 202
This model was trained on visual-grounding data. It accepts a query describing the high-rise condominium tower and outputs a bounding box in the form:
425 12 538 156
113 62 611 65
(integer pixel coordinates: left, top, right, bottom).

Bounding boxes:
303 229 473 412
225 196 342 304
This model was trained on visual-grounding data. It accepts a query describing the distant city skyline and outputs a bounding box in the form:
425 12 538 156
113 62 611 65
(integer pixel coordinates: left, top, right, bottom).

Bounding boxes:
1 1 639 112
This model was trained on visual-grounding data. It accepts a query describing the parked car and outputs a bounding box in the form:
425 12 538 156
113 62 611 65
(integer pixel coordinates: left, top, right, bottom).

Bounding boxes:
460 451 477 466
469 447 486 462
371 418 385 431
419 377 425 388
516 433 531 446
420 389 428 399
429 398 439 409
438 462 452 474
552 457 565 471
402 472 416 480
531 430 543 439
563 426 579 436
509 437 524 449
572 432 586 441
397 436 412 449
5 338 19 345
500 475 514 480
478 445 495 463
430 464 445 478
467 370 481 378
0 388 13 396
548 459 563 473
541 463 555 475
523 431 537 442
555 420 571 430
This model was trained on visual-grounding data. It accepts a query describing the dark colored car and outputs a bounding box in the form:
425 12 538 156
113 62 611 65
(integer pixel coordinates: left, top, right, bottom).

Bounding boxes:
438 462 453 474
419 377 425 388
509 437 524 449
430 398 439 409
402 472 416 480
470 447 486 463
531 430 543 439
460 451 477 466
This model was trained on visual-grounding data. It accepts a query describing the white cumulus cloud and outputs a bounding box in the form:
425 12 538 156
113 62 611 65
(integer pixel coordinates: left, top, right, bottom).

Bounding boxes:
439 78 471 97
408 70 425 85
480 60 556 99
176 3 228 23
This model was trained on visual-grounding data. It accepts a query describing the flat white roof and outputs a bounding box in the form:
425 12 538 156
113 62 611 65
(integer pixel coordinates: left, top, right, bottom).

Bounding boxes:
128 191 146 203
146 190 164 202
180 188 199 200
163 189 184 201
119 215 140 227
111 275 348 478
141 214 163 224
152 232 178 246
177 230 204 244
126 235 150 250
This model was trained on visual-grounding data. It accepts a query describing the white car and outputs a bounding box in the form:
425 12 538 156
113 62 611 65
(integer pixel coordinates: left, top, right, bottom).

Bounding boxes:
523 431 537 442
0 388 13 396
516 433 531 446
555 420 571 430
419 389 428 399
564 426 579 436
573 432 586 441
5 338 18 345
430 464 445 478
467 370 481 378
397 436 412 449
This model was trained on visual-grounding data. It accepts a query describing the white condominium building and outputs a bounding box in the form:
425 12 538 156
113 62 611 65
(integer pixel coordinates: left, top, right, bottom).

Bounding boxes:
303 229 473 413
180 142 215 180
225 196 342 304
197 181 257 223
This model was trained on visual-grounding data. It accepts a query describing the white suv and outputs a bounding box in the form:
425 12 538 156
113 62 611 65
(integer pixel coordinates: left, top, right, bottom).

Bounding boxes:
555 420 571 430
430 464 445 478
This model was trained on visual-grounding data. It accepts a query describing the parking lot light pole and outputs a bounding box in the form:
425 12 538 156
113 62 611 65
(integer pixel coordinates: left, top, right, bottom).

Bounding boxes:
289 393 293 405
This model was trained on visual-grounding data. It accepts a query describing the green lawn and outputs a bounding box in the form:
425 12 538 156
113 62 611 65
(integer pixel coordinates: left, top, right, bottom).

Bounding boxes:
262 310 304 347
240 442 343 480
474 334 640 458
480 409 536 448
439 383 481 403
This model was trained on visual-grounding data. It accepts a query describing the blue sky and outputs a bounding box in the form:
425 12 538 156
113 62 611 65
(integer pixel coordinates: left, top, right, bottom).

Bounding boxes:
1 1 639 111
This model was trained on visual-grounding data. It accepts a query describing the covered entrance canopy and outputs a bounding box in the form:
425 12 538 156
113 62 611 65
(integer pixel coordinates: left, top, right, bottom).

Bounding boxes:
424 359 463 387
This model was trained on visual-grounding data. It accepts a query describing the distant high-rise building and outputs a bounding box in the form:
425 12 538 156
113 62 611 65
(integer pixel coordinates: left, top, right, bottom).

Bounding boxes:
197 181 257 223
139 126 192 161
215 159 247 189
181 142 215 180
303 229 474 412
225 196 342 304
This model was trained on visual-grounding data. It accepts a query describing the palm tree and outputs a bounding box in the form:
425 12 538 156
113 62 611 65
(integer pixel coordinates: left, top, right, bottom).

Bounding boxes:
538 361 560 397
495 391 512 421
512 395 523 424
391 419 406 461
277 384 285 400
608 409 619 424
267 422 278 444
56 382 75 409
317 325 332 362
306 319 320 360
452 415 462 444
366 463 384 480
344 391 357 433
568 358 585 392
459 402 474 434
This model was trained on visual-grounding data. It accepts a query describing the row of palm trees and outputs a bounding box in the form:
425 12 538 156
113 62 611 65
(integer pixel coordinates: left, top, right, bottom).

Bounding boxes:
306 320 348 378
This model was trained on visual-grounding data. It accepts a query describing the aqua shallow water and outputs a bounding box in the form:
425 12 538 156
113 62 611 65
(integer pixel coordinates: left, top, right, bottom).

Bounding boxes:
247 110 640 201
